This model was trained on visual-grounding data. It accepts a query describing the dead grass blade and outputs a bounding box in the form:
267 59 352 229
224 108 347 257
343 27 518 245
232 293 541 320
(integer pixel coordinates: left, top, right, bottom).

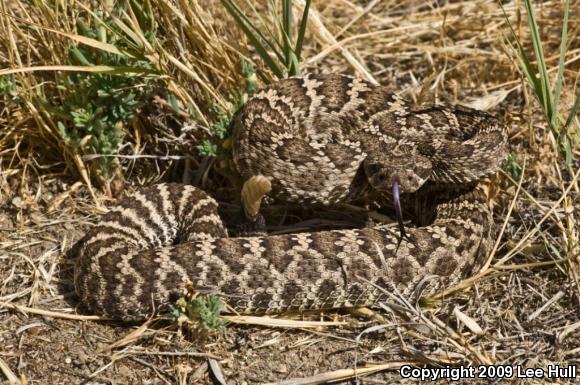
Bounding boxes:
495 167 580 266
0 301 106 321
96 319 153 353
262 362 408 385
480 157 527 272
294 0 377 83
0 357 21 385
221 315 346 328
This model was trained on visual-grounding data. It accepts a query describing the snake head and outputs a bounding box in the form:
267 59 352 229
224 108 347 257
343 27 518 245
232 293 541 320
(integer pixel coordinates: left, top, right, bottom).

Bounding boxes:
364 155 432 243
364 156 432 194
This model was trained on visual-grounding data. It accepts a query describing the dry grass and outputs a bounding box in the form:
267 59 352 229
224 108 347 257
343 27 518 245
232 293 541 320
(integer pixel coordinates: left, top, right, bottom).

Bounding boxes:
1 0 579 384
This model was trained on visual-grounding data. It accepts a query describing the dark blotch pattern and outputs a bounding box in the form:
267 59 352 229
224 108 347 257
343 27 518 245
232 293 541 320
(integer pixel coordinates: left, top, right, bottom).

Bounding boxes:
72 72 506 320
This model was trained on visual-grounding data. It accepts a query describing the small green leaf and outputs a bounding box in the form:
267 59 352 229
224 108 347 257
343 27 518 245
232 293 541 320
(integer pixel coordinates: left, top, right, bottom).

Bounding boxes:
197 140 218 157
168 94 181 115
505 153 523 182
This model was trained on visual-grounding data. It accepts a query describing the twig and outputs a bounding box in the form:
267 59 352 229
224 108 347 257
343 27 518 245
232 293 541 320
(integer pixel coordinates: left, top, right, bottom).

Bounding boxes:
0 302 107 321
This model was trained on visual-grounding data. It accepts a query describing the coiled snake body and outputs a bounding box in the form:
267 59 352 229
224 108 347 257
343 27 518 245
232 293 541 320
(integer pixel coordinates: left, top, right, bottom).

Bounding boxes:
73 74 507 320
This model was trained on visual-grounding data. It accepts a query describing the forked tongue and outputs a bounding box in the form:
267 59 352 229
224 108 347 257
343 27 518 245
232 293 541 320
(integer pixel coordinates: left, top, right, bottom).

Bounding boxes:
392 180 409 248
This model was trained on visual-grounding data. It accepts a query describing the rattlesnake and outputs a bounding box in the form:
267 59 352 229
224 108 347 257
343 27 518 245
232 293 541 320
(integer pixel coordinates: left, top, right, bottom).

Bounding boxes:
72 73 507 320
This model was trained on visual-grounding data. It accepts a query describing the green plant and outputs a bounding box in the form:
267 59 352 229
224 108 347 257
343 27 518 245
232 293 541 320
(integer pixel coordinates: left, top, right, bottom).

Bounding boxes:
501 0 579 172
53 72 145 177
242 60 258 98
169 294 227 332
49 5 159 179
220 0 312 79
505 152 523 182
0 74 18 102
